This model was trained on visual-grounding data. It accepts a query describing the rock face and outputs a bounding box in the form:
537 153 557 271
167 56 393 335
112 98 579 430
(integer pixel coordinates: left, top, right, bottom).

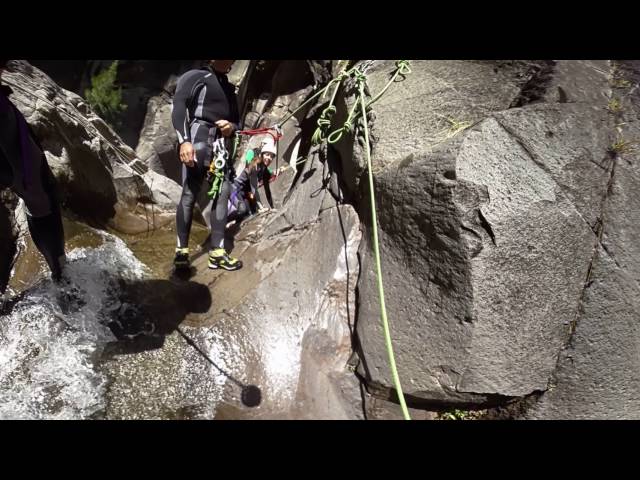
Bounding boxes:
340 60 640 418
1 61 175 235
214 61 365 419
29 60 201 148
135 91 180 183
524 60 640 419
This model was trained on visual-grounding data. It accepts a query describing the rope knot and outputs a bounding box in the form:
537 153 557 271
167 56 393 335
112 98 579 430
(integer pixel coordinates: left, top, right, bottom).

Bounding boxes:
316 105 336 131
321 105 336 120
354 70 367 84
337 69 349 82
396 60 411 75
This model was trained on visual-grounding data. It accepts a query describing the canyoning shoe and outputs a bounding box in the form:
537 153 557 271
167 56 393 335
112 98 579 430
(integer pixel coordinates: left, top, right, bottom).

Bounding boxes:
173 247 190 269
208 249 242 271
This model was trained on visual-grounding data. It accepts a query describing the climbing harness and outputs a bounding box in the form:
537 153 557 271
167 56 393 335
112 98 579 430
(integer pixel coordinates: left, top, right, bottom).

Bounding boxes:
206 137 229 200
212 137 228 170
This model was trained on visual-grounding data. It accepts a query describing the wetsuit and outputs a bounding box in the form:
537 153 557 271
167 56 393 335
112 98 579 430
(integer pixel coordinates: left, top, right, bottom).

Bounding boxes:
0 84 65 285
171 64 240 250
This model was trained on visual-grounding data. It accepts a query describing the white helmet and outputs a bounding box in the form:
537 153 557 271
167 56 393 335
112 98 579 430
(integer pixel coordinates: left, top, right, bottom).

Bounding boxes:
260 138 277 156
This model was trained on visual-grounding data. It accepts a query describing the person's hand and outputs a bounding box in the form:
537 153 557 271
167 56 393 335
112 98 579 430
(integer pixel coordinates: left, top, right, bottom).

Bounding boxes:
215 120 235 138
179 142 196 167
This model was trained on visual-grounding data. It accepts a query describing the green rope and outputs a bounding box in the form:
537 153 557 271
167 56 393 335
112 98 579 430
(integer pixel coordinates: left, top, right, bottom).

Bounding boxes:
364 60 411 109
323 61 412 146
311 69 352 145
207 169 224 200
356 66 412 421
326 100 359 144
277 65 356 130
238 62 359 148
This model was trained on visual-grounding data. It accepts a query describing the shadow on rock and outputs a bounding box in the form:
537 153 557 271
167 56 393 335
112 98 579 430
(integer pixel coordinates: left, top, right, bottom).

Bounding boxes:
169 266 198 281
101 278 212 357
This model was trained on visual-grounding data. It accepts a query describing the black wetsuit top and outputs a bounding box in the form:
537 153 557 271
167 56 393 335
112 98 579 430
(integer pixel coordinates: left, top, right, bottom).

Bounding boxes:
171 65 240 146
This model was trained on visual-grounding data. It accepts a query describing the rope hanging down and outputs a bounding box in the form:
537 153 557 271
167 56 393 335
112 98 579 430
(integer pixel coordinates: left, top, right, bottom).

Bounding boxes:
355 64 411 420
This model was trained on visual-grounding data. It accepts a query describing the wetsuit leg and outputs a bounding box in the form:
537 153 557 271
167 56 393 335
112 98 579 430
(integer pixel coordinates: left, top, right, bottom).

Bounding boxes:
0 148 11 188
0 96 65 279
175 124 209 248
210 176 231 250
0 151 15 293
26 159 65 280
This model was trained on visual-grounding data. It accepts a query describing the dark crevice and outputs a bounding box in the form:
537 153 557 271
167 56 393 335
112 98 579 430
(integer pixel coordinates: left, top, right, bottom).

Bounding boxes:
508 60 557 108
548 195 608 380
266 223 294 240
350 246 370 369
460 224 482 240
359 377 539 413
600 239 622 269
479 390 546 419
0 193 19 295
557 86 568 103
590 156 609 170
358 379 369 420
477 209 496 246
495 118 542 168
546 66 620 389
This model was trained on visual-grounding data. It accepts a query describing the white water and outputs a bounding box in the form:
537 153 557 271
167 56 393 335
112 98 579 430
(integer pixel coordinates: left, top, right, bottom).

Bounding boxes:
0 231 147 419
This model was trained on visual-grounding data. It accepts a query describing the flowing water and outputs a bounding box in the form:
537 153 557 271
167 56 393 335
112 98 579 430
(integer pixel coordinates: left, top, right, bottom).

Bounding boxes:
0 219 237 419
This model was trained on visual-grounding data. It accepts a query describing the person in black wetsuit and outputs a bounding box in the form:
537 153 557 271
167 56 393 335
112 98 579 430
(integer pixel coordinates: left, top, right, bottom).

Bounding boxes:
227 138 277 225
0 59 66 293
171 59 243 271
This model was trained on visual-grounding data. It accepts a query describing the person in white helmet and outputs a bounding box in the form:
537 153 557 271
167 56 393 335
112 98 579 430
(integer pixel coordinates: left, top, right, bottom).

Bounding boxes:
227 137 277 225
